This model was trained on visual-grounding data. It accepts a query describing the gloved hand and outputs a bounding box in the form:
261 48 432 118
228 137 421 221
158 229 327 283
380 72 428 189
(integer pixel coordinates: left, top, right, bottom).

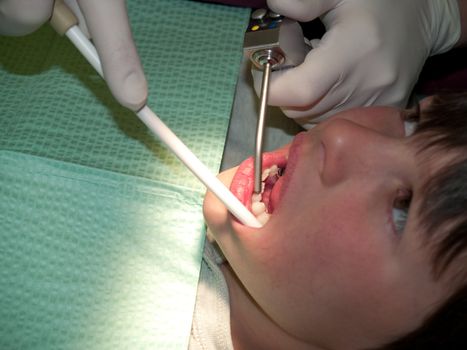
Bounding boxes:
0 0 147 111
252 0 461 128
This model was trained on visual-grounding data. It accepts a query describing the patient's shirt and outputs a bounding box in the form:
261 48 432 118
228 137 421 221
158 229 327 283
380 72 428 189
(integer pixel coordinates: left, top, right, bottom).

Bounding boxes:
189 240 234 350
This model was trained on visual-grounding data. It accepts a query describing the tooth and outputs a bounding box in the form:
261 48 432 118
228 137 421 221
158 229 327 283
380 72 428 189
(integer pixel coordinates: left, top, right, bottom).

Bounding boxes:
256 212 270 225
269 165 278 176
262 168 270 181
251 193 262 203
252 201 266 216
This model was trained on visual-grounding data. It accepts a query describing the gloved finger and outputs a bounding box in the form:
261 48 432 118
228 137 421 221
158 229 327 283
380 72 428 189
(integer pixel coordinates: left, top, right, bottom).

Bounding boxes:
280 89 363 129
64 0 90 38
252 59 337 108
279 68 410 129
77 0 148 111
0 0 54 35
253 28 353 108
267 0 339 22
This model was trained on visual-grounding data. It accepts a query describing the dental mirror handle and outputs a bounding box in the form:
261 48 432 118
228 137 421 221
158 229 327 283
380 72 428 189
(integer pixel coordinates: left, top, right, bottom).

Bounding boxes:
244 8 310 195
50 0 262 228
254 60 271 194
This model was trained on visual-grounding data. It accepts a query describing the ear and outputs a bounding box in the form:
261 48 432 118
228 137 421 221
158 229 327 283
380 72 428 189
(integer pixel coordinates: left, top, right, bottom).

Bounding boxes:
330 106 406 138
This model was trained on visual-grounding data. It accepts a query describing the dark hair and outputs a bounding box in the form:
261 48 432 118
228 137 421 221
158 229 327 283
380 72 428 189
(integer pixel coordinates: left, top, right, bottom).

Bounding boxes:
376 93 467 349
416 93 467 278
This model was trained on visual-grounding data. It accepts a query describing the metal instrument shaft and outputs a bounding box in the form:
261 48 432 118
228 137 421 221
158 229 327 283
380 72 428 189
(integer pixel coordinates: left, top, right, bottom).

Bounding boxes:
254 60 272 194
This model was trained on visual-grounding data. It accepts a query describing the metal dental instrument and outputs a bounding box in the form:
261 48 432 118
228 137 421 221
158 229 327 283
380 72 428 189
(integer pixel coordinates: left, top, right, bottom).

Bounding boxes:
244 9 309 195
50 0 262 228
254 61 271 193
254 60 271 194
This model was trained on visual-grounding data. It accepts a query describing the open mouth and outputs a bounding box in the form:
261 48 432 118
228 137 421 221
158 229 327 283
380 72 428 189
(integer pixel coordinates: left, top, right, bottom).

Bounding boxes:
230 146 289 225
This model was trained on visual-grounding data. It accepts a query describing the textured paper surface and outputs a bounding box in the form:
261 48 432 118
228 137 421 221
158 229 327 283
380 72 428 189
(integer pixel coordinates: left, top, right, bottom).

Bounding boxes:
0 0 249 348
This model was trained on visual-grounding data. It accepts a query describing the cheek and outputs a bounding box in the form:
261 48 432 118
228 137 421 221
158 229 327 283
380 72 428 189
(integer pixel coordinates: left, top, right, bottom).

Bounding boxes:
225 194 398 338
236 193 389 294
272 193 395 311
310 197 391 280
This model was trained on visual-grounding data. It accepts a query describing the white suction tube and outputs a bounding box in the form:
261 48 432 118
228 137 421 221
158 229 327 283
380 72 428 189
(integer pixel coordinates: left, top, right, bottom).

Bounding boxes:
50 1 262 228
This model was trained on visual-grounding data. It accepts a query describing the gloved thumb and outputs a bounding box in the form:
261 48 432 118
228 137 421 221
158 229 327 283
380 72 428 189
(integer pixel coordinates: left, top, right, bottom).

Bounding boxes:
77 0 148 111
267 0 340 22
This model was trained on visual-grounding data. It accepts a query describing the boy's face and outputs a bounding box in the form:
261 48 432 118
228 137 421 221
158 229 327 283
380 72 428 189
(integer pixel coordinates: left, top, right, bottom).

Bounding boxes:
203 106 453 348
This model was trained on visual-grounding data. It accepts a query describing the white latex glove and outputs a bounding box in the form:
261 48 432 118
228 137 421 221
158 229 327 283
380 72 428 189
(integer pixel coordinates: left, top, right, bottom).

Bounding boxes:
253 0 461 128
0 0 147 111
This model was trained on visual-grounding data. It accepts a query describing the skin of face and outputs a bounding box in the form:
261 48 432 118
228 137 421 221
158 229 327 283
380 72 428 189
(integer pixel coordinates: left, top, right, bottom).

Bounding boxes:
203 106 452 350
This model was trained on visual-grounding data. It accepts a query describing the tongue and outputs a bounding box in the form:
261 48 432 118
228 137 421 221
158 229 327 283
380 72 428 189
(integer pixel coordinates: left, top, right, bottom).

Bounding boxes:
261 174 279 212
268 175 285 213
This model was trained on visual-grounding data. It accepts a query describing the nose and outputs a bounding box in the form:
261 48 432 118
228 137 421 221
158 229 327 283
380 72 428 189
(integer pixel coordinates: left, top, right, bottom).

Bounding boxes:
318 118 402 186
